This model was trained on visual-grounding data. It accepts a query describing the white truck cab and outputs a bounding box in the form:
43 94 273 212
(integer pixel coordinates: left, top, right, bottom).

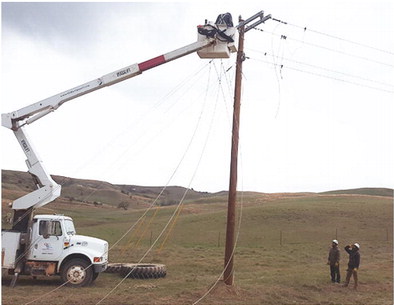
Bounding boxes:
2 214 108 287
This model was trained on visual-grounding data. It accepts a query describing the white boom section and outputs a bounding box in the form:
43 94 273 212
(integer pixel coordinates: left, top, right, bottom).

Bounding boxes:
11 127 61 210
2 27 238 211
2 39 216 131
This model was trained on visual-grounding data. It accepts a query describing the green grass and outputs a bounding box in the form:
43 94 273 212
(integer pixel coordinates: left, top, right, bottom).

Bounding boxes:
2 194 393 304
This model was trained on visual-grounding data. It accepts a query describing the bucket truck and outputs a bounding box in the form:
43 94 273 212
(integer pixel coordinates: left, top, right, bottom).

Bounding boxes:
1 15 238 287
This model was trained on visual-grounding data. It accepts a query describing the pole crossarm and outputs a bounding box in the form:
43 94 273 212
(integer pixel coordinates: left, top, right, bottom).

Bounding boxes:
236 10 272 32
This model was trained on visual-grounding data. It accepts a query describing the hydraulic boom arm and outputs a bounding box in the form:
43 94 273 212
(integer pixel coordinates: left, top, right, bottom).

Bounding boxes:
2 20 238 213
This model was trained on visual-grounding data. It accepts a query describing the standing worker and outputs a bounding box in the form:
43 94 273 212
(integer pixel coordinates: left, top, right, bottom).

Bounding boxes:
344 243 361 289
327 239 340 283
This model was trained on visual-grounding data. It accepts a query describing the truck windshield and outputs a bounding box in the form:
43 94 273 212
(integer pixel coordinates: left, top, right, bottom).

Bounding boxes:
64 219 76 235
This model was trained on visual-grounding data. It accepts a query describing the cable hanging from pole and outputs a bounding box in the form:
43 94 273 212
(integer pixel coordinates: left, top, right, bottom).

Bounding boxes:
96 60 222 305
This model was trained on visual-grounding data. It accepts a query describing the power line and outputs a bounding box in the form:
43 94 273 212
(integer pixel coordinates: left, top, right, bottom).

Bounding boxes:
96 61 223 305
280 20 394 56
247 48 394 90
249 56 394 94
254 27 394 68
23 62 217 305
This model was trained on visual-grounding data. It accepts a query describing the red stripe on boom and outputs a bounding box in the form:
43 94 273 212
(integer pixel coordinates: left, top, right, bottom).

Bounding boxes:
138 55 166 72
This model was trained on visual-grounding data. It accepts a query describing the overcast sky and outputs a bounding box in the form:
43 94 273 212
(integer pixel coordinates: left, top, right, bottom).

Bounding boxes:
1 1 393 193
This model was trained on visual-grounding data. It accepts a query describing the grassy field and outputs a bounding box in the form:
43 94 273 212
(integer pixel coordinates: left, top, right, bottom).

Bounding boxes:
2 193 393 305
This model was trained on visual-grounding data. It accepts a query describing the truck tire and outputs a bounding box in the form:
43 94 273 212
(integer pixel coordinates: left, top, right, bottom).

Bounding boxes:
119 263 166 279
60 258 93 287
105 263 124 274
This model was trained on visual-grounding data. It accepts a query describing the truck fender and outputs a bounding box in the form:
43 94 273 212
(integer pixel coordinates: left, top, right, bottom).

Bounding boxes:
58 253 91 273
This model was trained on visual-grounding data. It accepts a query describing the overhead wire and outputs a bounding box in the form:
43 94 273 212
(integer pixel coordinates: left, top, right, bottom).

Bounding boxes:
247 48 394 90
16 13 392 305
104 64 216 253
249 56 394 94
281 20 394 56
12 61 212 243
212 61 235 131
270 22 286 118
8 61 214 242
192 57 248 304
72 61 214 205
24 107 199 305
95 59 221 305
254 27 394 68
157 61 220 253
23 61 216 305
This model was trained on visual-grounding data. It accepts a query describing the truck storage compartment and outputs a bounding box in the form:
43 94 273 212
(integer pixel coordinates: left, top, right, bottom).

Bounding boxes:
25 261 57 276
1 231 21 269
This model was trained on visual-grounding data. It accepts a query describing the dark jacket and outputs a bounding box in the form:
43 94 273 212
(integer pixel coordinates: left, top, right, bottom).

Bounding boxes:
345 245 360 269
328 246 340 266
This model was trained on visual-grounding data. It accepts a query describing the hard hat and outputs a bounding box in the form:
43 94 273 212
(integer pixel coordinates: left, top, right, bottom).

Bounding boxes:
332 239 338 245
354 243 360 249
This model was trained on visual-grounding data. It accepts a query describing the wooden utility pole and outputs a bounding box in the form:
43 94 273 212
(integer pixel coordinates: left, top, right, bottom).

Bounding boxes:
223 11 272 286
224 16 245 286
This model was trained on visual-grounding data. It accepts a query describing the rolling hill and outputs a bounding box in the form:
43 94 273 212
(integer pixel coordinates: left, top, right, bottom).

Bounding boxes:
1 169 393 305
1 169 215 209
2 170 392 209
320 187 393 197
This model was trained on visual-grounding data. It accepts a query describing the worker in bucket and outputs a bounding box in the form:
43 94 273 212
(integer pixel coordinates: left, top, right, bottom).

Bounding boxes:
327 239 341 283
343 243 361 289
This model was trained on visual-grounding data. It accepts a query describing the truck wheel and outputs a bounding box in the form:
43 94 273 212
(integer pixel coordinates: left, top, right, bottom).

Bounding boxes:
119 263 166 279
60 259 93 287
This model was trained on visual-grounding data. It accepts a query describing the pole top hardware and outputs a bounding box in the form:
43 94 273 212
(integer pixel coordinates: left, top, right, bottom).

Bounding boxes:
237 10 272 32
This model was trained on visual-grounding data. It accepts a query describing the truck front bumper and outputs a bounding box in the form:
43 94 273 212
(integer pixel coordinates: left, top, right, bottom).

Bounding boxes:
94 262 108 273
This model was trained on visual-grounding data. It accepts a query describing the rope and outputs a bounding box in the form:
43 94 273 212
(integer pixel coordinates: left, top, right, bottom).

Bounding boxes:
157 61 216 253
24 162 177 305
157 201 184 253
119 214 146 257
22 62 215 305
133 206 160 250
95 60 218 304
192 58 249 305
192 182 245 305
16 61 212 247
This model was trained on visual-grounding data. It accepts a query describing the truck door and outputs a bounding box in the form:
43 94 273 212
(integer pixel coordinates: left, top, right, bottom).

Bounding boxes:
30 220 64 260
